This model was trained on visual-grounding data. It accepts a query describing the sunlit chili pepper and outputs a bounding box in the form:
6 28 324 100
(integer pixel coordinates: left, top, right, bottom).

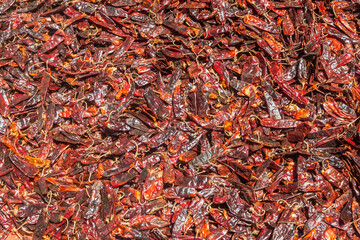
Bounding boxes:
0 0 359 239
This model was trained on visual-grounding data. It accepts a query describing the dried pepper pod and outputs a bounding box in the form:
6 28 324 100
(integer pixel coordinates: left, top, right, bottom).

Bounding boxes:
0 0 360 239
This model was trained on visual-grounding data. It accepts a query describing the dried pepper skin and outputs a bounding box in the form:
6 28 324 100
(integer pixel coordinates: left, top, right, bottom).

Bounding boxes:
143 88 170 121
8 154 39 178
0 0 360 239
0 0 15 14
33 208 49 240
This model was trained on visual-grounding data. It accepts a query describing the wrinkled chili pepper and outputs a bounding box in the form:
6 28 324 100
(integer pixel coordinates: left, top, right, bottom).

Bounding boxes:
1 0 360 239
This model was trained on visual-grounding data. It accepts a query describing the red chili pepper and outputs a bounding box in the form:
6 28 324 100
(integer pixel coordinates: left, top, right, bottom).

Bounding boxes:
0 1 360 239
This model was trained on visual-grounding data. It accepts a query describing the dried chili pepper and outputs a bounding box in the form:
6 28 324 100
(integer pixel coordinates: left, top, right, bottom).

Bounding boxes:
0 0 360 239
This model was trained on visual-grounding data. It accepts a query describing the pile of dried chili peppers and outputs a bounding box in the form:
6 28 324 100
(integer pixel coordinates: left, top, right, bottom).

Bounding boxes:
1 0 360 239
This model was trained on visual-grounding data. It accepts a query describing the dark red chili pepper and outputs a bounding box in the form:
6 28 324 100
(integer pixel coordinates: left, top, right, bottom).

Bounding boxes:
0 1 359 239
